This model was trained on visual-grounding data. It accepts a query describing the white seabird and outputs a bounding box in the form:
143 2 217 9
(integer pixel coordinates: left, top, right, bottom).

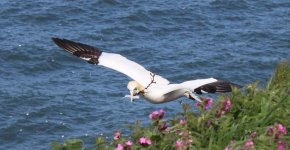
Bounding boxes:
52 38 241 104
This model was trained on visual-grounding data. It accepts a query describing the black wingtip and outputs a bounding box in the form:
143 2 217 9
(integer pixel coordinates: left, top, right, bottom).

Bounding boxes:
194 80 242 95
51 37 67 49
51 37 58 41
51 37 73 48
51 37 61 43
51 37 103 65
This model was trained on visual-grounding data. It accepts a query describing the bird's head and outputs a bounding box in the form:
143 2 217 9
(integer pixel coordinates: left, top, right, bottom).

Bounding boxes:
127 81 144 102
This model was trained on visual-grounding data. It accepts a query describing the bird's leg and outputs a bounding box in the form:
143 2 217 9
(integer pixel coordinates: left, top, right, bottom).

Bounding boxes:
184 92 202 102
189 94 202 102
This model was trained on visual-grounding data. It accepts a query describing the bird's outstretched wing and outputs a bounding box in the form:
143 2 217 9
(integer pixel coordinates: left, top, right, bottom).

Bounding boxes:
181 78 242 94
52 38 170 87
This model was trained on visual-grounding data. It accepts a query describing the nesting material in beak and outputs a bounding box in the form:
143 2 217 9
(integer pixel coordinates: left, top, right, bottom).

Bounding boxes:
130 90 134 102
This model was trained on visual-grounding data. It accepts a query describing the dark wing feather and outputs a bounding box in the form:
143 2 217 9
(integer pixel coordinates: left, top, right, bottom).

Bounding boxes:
194 80 242 94
52 38 102 64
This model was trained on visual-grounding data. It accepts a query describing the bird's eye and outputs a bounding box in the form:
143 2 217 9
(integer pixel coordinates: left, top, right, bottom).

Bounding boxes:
133 89 140 95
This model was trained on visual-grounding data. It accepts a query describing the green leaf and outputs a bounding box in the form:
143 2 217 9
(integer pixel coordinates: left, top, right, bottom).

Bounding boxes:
64 139 83 150
51 141 63 150
96 137 106 145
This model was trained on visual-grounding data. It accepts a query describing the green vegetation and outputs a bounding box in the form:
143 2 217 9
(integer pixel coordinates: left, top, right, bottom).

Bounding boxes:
52 61 289 150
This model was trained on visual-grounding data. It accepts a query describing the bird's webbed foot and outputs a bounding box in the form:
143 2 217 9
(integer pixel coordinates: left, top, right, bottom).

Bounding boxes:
185 92 202 102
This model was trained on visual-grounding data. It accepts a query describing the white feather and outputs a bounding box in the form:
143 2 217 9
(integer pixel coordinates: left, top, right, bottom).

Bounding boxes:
98 52 170 88
80 57 90 61
142 78 217 103
180 78 218 91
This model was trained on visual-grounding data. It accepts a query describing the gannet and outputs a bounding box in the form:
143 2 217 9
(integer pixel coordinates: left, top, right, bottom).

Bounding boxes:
52 38 241 104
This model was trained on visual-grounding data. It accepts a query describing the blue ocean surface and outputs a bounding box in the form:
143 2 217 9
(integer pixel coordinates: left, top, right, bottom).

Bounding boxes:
0 0 289 149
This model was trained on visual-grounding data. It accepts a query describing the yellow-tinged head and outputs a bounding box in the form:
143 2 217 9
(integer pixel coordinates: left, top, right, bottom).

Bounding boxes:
127 81 144 102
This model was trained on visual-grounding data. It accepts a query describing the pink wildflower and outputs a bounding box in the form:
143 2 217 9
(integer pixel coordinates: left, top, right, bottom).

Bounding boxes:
179 119 186 125
149 111 159 120
224 147 233 150
250 131 257 138
215 98 232 117
204 98 213 109
277 124 287 135
175 139 185 150
139 137 146 144
244 140 254 150
126 140 133 146
188 139 193 145
197 97 213 110
176 139 183 146
224 141 235 150
139 137 152 146
116 144 124 150
224 99 231 111
277 141 287 150
114 131 121 140
268 123 287 139
158 109 165 119
149 109 166 120
146 139 152 145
